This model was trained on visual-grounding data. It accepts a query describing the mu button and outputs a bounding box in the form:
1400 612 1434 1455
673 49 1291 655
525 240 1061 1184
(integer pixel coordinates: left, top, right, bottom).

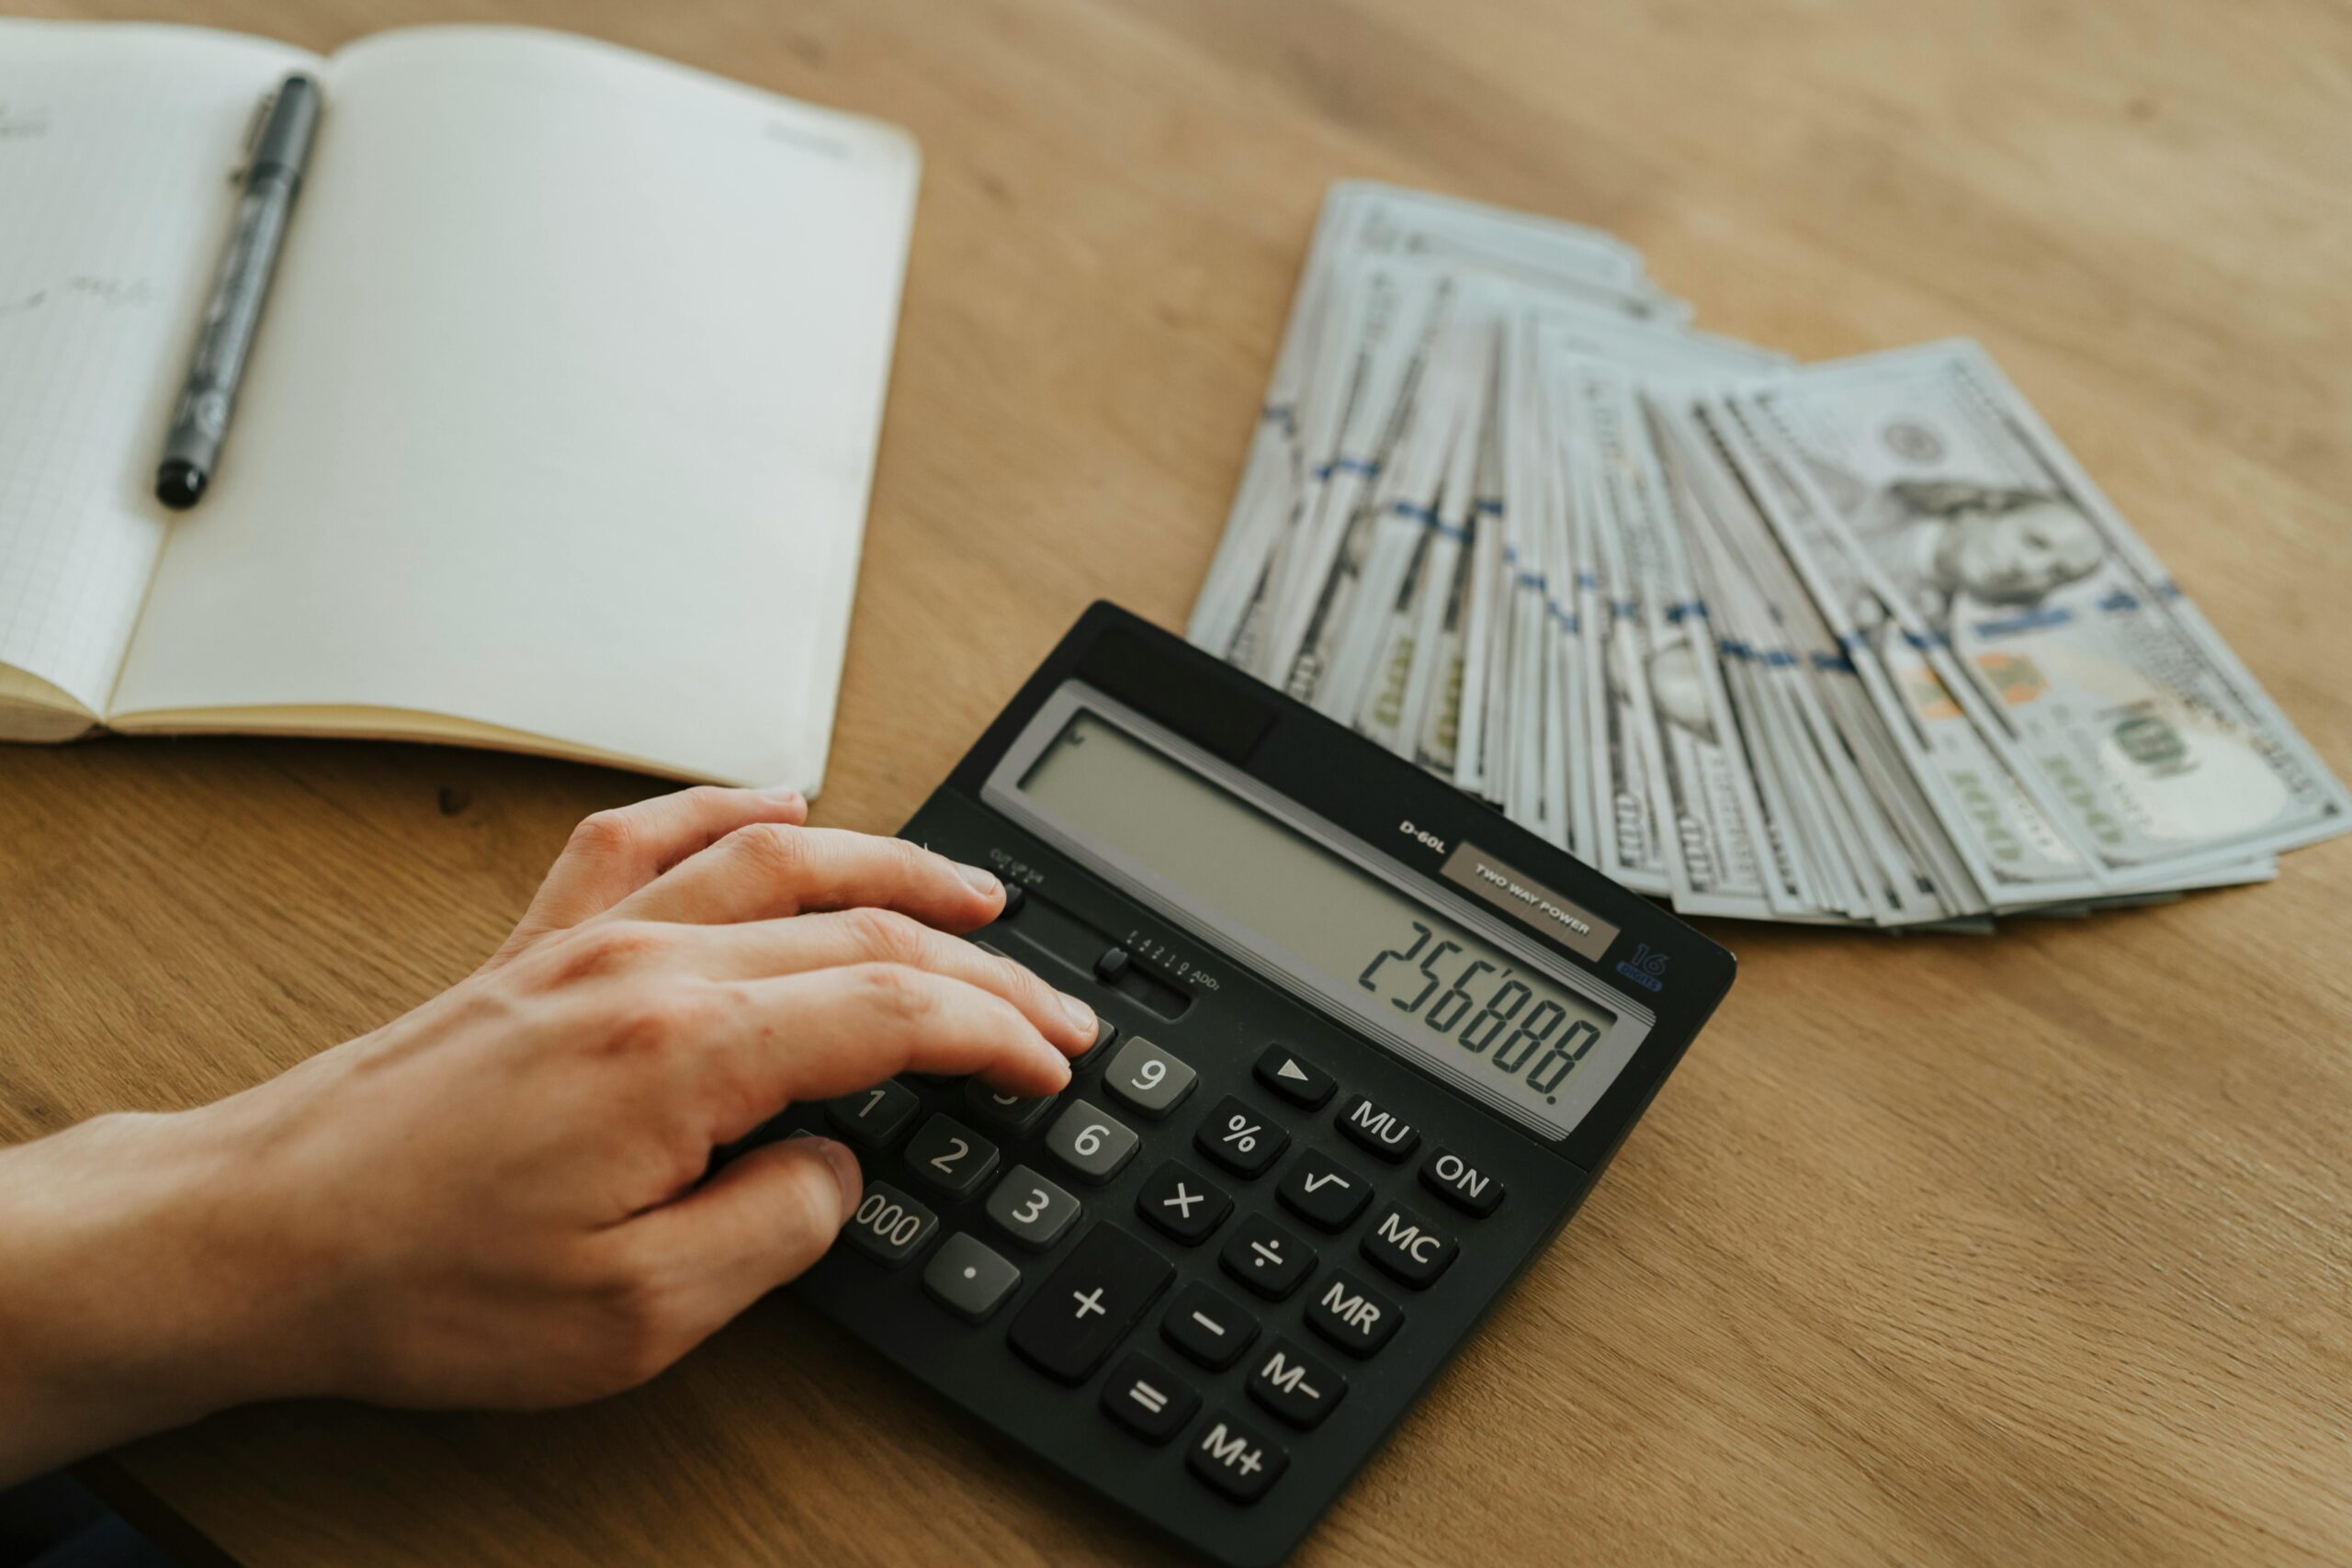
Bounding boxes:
1187 1411 1288 1504
1361 1201 1457 1287
1336 1092 1419 1162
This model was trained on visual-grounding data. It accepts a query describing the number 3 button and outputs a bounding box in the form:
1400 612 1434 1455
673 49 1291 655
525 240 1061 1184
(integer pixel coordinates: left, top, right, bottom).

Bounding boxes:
1045 1100 1140 1183
906 1114 1000 1200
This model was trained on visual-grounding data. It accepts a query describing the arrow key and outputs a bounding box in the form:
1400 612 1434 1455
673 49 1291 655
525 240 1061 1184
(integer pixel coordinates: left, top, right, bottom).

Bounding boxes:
1253 1044 1335 1109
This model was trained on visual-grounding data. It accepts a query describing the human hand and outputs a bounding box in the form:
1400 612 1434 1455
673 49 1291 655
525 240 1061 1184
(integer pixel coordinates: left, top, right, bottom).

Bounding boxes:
0 786 1096 1482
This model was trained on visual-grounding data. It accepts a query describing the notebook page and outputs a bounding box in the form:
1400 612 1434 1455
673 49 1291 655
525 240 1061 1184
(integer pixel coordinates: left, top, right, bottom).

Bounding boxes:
0 22 317 716
111 27 919 787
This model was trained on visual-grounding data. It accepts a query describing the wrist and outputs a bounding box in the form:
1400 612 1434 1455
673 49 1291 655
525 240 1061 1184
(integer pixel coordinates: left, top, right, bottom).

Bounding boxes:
0 1104 312 1478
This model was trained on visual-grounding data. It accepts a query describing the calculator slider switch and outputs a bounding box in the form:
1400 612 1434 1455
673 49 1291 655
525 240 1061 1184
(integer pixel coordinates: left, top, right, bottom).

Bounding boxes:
1419 1146 1504 1216
1336 1092 1419 1162
1361 1202 1457 1288
1252 1045 1335 1110
1093 945 1130 984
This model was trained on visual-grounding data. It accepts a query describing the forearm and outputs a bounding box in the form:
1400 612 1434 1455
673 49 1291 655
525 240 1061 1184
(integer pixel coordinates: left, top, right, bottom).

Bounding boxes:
0 1110 288 1483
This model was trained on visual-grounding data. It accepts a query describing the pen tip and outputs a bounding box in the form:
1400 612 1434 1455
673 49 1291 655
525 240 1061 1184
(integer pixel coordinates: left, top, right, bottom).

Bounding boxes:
155 461 205 510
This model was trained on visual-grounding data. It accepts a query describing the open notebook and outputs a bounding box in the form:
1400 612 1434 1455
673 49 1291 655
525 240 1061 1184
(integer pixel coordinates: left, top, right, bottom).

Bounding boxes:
0 21 919 787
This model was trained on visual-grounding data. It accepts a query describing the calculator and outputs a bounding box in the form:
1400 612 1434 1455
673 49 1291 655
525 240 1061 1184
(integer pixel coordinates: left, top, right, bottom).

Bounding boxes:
754 603 1734 1566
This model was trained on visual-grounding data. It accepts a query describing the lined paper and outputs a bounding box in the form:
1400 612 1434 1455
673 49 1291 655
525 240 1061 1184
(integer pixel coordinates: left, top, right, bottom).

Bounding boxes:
0 23 312 713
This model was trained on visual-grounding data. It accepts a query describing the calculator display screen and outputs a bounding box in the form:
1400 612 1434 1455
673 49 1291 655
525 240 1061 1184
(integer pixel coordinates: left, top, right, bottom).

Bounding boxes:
1016 711 1620 1136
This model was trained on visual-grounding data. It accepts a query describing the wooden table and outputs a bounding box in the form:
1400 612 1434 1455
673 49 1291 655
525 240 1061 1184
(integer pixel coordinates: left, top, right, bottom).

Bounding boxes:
9 0 2351 1562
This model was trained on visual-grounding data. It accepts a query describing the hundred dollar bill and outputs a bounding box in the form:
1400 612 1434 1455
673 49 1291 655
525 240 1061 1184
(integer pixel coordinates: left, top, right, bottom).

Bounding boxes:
1726 340 2352 874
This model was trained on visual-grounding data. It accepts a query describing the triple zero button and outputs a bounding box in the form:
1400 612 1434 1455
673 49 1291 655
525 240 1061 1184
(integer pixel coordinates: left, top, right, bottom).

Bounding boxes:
1336 1092 1419 1161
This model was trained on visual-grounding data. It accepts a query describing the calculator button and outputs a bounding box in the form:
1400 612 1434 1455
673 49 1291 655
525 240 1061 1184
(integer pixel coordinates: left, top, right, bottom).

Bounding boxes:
1219 1213 1315 1301
1078 1013 1118 1065
1136 1159 1231 1245
1335 1092 1420 1162
1101 1351 1200 1445
825 1079 922 1149
904 1114 1001 1200
1195 1095 1288 1177
1246 1338 1346 1431
1361 1202 1457 1288
999 884 1028 919
1187 1412 1287 1504
1007 1224 1172 1384
921 1233 1021 1323
1305 1269 1401 1357
1160 1280 1259 1371
1093 945 1130 984
1043 1100 1140 1184
1419 1146 1505 1216
1275 1148 1372 1232
964 1081 1057 1134
842 1181 938 1268
985 1165 1082 1250
1253 1046 1336 1110
1102 1037 1198 1120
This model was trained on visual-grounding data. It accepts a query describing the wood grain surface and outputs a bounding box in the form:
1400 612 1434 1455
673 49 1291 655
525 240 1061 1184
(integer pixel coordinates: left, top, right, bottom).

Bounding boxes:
6 0 2350 1562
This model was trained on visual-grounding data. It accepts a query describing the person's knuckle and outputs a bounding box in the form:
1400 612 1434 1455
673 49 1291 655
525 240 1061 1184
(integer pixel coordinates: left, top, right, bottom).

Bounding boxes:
599 978 707 1058
726 821 811 884
547 919 670 987
854 962 939 1027
582 1259 686 1386
843 906 930 966
566 807 639 863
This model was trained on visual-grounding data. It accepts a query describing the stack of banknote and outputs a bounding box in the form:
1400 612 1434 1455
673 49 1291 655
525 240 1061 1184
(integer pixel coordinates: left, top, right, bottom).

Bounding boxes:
1188 182 2350 928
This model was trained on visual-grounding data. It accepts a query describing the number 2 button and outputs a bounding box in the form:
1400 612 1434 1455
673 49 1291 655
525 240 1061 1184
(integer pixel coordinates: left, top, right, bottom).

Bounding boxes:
905 1114 1000 1200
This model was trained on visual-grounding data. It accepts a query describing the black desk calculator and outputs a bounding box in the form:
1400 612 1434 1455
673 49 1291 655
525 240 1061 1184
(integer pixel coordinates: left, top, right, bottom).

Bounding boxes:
755 604 1734 1565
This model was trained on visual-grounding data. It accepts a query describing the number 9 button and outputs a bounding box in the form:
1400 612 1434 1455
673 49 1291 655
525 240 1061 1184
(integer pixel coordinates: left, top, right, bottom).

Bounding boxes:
1102 1036 1198 1119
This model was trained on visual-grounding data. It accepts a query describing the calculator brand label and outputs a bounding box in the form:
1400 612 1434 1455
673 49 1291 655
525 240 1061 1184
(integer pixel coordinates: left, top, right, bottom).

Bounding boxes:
1614 942 1670 994
1437 841 1621 962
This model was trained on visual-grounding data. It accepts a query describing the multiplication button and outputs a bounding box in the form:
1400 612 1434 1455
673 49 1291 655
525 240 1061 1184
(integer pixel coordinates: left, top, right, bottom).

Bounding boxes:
1136 1159 1231 1245
1186 1411 1287 1504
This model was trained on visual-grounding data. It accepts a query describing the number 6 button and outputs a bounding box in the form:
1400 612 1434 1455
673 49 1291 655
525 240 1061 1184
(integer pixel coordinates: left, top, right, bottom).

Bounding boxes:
1045 1099 1140 1183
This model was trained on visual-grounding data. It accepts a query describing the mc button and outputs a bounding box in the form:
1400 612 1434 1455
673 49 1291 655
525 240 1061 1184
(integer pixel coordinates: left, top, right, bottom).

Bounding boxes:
1336 1092 1419 1162
1361 1201 1457 1287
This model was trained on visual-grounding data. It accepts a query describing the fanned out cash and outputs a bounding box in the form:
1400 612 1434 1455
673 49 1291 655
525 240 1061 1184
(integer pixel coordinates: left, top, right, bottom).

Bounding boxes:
1188 182 2351 928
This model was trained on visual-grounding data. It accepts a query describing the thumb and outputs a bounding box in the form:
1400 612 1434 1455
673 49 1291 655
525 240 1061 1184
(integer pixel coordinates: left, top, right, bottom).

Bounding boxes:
635 1135 864 1332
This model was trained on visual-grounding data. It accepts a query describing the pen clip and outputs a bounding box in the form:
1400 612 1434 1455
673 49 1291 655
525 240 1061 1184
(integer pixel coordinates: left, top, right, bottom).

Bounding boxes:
228 85 277 184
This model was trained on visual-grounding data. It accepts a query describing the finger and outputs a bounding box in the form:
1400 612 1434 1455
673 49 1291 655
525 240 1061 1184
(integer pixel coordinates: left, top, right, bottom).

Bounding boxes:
675 908 1098 1055
616 1135 863 1352
696 964 1073 1134
496 787 808 958
609 824 1003 931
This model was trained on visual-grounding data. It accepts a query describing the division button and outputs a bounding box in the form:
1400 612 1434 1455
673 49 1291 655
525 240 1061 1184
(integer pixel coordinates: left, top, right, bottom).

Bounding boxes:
1195 1095 1288 1178
1246 1337 1347 1430
1253 1045 1336 1109
1136 1158 1232 1245
1335 1091 1420 1162
1007 1223 1173 1384
1361 1202 1458 1288
1275 1147 1372 1232
1419 1146 1505 1217
985 1164 1082 1251
1160 1280 1259 1371
1218 1213 1316 1302
921 1232 1021 1323
841 1181 938 1268
1101 1351 1200 1445
1102 1036 1199 1120
1305 1269 1402 1358
1187 1411 1288 1504
1044 1099 1141 1183
824 1078 922 1149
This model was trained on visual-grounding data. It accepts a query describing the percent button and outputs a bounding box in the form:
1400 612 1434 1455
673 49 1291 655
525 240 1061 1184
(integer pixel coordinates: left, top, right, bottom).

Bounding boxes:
1194 1095 1289 1179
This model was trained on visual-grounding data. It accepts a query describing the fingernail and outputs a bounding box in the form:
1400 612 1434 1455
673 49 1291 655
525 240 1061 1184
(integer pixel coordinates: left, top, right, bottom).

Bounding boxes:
1059 990 1097 1039
808 1136 862 1224
758 785 805 806
954 862 1001 897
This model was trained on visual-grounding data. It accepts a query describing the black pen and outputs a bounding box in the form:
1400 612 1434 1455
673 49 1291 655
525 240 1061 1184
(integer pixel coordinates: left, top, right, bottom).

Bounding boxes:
154 73 321 510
